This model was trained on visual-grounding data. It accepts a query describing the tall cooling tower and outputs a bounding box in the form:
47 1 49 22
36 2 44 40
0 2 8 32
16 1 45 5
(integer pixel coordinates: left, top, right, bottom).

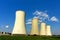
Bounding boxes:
30 18 39 35
12 10 26 35
46 25 52 36
39 22 46 35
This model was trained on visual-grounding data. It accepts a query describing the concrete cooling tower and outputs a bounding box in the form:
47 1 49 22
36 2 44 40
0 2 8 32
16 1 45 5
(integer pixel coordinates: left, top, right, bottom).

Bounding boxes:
39 22 46 35
46 25 52 36
30 18 39 35
12 10 26 35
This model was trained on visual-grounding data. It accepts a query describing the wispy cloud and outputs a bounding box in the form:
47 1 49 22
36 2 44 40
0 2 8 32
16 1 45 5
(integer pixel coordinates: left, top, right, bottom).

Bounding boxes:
33 10 42 16
33 10 49 21
26 21 32 24
5 25 9 29
27 19 32 22
26 18 32 24
33 16 38 19
26 10 59 25
50 16 59 22
39 20 42 23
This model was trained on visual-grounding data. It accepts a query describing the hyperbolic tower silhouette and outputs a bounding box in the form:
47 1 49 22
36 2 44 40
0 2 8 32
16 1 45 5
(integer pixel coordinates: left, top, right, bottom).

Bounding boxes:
39 22 46 35
12 10 26 35
46 25 52 36
30 18 39 35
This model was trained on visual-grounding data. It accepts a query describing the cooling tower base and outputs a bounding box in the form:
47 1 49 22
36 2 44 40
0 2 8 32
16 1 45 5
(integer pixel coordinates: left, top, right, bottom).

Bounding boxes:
30 34 39 36
12 34 26 36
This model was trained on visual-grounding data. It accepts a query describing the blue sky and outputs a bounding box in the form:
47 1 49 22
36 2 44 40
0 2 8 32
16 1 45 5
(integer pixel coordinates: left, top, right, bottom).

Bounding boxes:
0 0 60 35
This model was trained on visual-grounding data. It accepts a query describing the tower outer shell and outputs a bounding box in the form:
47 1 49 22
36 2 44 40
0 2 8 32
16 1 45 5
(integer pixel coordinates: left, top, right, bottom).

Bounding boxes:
12 10 26 34
30 18 39 35
39 22 46 35
46 25 52 36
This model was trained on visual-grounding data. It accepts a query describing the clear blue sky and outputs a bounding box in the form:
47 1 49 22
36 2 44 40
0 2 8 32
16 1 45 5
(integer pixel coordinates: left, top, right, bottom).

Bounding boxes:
0 0 60 35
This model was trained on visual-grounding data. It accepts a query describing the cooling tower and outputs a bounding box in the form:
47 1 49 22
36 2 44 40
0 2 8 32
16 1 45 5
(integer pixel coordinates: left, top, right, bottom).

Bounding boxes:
39 22 46 35
46 25 52 36
30 18 39 35
12 10 26 35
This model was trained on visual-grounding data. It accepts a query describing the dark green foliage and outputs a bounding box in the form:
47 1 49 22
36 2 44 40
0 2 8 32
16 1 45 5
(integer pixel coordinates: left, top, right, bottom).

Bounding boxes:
0 35 60 40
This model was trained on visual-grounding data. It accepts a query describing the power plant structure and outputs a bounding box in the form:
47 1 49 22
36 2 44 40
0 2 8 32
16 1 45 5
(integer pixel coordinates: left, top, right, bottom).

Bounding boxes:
12 10 26 35
11 10 52 36
39 22 46 35
30 18 39 35
46 25 52 36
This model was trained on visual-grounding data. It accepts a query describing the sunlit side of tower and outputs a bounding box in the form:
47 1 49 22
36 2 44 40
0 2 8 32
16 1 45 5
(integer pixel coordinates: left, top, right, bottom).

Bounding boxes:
30 18 39 35
39 22 46 35
46 25 52 36
12 10 26 35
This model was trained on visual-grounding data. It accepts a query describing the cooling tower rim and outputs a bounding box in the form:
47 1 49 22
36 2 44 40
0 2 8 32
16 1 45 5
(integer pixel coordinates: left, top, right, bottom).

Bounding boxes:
46 25 51 28
16 10 25 13
32 18 38 20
